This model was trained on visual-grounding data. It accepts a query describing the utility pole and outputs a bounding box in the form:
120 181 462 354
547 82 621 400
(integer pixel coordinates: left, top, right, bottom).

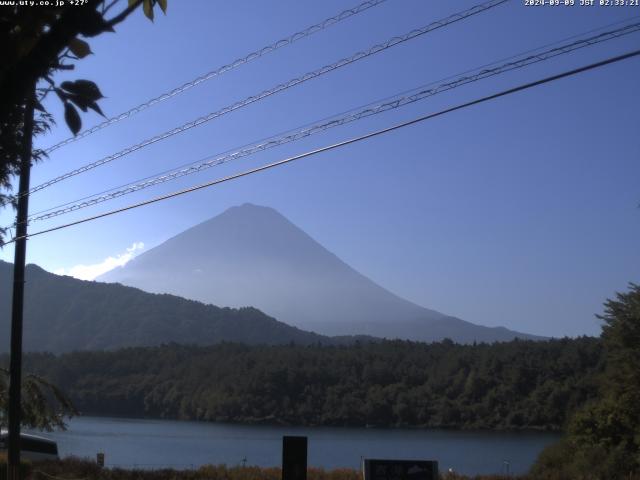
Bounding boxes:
7 83 35 480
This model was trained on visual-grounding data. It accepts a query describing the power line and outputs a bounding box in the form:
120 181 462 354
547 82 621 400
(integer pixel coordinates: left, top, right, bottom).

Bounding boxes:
42 0 389 154
4 48 638 246
23 0 508 199
22 20 640 225
26 14 640 222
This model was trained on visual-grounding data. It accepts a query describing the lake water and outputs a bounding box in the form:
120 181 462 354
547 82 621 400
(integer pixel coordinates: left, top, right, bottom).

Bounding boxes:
40 416 559 476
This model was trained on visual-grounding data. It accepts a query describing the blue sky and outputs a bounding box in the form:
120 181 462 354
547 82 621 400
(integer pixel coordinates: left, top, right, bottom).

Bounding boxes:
1 0 638 337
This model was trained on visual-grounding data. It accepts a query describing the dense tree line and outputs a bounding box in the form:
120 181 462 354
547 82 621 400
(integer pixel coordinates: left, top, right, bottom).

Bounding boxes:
4 336 603 431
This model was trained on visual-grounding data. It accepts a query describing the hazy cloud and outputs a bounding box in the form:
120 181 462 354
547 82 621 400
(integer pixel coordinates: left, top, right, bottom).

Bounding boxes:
54 242 144 281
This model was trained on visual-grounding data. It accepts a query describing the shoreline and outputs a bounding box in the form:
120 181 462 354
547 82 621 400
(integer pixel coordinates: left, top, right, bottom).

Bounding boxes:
67 412 564 434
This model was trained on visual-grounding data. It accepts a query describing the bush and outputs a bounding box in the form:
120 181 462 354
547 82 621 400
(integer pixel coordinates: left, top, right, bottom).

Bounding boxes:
0 453 30 480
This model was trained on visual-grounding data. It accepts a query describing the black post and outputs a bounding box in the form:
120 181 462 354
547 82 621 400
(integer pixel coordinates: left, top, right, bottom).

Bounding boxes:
7 85 35 480
282 436 307 480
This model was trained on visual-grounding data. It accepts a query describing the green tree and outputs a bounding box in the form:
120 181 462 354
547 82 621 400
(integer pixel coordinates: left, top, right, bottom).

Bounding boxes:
0 0 167 240
0 367 76 431
533 283 640 479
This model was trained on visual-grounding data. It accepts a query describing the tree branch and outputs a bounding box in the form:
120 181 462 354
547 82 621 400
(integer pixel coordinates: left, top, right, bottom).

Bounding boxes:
103 0 121 15
106 0 142 28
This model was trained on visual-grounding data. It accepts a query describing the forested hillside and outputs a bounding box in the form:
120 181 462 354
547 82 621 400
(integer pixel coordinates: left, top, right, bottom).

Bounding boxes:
0 261 333 352
13 337 603 431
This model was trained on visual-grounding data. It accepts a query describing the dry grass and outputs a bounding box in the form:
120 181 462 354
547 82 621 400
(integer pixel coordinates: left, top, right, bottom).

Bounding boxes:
23 456 640 480
0 457 535 480
24 458 364 480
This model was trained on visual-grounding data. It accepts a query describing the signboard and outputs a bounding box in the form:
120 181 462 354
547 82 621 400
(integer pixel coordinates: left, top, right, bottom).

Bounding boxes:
362 459 438 480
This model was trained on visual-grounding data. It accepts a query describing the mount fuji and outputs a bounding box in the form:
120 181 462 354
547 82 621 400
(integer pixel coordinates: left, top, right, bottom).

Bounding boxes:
98 204 540 343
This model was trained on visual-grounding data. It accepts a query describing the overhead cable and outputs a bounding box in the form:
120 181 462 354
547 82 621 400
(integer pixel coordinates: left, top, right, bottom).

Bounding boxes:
43 0 390 154
24 0 509 199
27 14 640 222
23 20 640 225
4 48 638 246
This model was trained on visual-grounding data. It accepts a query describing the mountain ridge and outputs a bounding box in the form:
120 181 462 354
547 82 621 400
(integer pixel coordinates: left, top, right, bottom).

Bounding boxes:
99 203 542 343
0 260 354 353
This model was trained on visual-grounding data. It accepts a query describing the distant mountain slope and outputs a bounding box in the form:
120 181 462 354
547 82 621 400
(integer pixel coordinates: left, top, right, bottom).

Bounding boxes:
0 261 332 353
99 203 541 343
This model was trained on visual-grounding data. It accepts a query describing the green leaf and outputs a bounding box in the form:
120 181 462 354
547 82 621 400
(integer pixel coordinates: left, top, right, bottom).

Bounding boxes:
157 0 167 14
64 102 81 136
60 79 104 102
68 38 92 58
88 101 105 117
78 9 114 37
74 80 104 100
143 0 154 21
59 81 73 92
54 87 68 102
67 95 105 117
17 36 38 59
68 94 89 112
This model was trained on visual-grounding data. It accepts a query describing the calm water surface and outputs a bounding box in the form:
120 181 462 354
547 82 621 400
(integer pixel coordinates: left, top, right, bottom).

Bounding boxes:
41 416 559 476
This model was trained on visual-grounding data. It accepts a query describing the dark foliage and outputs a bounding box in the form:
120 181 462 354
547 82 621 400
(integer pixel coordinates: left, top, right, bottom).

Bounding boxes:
0 367 77 431
5 336 603 431
0 0 166 243
531 283 640 479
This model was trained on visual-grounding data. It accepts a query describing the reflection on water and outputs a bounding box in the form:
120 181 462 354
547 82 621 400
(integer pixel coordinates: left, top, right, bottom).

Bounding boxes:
39 416 559 476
